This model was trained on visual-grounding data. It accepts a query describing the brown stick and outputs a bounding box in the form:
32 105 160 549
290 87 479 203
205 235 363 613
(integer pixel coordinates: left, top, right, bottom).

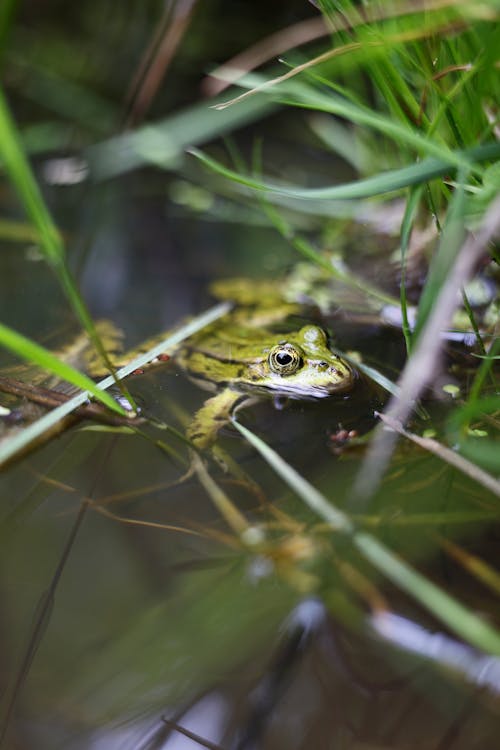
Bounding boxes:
0 376 140 427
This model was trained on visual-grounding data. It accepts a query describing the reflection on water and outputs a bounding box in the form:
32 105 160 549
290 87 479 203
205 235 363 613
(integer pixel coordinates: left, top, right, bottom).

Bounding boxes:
55 597 500 750
2 293 500 748
373 612 500 696
1 164 499 750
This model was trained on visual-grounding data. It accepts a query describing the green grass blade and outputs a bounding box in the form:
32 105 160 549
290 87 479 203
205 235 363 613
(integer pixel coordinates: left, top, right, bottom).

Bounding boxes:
0 302 230 469
233 419 500 655
0 219 39 242
257 196 399 306
399 186 423 354
447 395 500 474
190 141 500 202
413 171 467 339
0 86 130 390
0 322 125 414
468 337 500 407
216 67 489 174
354 531 500 655
0 88 64 266
280 83 479 173
347 358 401 399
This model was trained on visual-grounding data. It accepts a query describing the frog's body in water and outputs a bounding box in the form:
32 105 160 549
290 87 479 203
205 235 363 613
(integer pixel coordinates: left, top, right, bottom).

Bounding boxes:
177 318 355 448
88 279 356 450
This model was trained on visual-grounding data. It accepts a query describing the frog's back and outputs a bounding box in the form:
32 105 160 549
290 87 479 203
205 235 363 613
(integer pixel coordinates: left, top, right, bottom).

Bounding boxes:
183 320 277 359
176 319 274 390
209 278 284 307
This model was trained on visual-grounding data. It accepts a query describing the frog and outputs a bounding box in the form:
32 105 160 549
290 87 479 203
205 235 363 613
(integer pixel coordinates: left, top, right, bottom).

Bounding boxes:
176 320 355 449
99 278 357 451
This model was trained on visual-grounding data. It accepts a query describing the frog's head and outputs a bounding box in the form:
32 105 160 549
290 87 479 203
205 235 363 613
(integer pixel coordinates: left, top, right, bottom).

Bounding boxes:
250 325 355 399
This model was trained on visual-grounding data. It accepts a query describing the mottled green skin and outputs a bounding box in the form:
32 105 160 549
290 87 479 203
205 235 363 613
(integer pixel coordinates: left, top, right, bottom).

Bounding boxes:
178 322 354 399
92 281 356 449
176 318 355 449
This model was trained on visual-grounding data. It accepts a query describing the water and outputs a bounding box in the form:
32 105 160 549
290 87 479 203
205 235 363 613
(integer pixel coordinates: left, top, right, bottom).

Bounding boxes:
1 3 499 745
1 184 498 747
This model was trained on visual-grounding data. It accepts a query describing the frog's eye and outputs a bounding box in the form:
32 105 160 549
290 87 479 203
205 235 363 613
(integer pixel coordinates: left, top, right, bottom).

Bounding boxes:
268 344 302 375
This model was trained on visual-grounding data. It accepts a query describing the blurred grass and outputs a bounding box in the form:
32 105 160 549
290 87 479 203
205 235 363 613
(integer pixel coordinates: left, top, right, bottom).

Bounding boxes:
0 0 499 675
0 321 125 415
192 0 500 489
448 394 500 473
190 140 500 201
0 0 498 523
0 87 131 413
233 419 500 654
216 0 498 645
0 301 230 468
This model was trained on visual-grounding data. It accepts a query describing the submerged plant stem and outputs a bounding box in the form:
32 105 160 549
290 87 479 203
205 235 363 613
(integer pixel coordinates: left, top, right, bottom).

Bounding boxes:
233 418 500 655
352 194 500 505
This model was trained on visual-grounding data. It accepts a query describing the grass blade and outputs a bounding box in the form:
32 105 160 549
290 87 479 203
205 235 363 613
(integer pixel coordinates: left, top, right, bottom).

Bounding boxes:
233 419 500 655
352 194 500 504
0 302 230 469
399 186 423 354
447 395 500 474
190 141 500 202
0 322 125 414
0 87 128 386
0 88 64 265
413 170 467 339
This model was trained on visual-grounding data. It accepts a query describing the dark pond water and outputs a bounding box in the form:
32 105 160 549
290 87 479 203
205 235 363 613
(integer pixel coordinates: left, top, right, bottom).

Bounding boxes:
1 168 499 749
1 3 500 748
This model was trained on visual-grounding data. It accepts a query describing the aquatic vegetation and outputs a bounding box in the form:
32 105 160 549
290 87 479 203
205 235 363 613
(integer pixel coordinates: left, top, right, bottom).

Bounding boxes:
0 2 499 747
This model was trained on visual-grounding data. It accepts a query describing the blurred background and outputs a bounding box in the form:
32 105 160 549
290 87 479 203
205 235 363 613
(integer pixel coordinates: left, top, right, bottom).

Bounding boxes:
1 1 500 748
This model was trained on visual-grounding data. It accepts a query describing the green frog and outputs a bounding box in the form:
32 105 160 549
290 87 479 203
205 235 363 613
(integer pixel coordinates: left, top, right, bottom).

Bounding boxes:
101 279 356 450
177 320 355 449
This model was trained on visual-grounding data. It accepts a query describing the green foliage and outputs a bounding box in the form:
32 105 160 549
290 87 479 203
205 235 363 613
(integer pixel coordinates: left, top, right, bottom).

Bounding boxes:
0 87 128 411
192 0 500 482
0 302 230 468
191 140 500 202
0 89 65 267
448 394 500 472
0 4 499 732
234 419 500 653
0 320 125 414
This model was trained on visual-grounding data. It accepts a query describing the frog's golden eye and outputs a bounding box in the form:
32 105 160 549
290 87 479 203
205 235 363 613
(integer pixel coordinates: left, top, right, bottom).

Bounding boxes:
268 344 302 375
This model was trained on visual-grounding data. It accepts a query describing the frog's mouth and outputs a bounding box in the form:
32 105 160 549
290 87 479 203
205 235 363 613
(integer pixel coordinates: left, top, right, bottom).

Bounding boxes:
268 382 353 399
241 370 357 399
